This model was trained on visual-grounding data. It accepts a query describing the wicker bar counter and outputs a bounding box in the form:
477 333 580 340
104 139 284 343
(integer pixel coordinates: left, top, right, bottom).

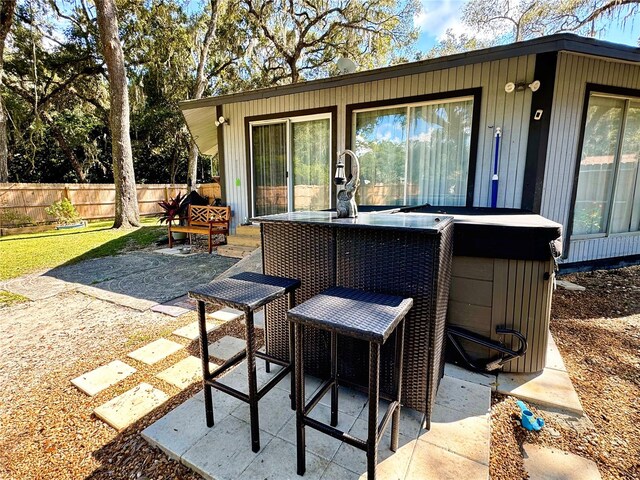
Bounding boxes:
252 211 454 420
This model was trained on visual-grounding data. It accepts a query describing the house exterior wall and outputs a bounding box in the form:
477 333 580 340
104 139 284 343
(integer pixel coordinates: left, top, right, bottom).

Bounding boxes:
221 55 536 229
541 52 640 264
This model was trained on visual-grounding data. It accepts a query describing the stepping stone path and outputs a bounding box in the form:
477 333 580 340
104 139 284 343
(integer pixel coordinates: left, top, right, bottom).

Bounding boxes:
172 321 219 341
71 360 137 396
156 356 217 389
209 307 243 322
86 307 248 430
94 383 169 431
128 338 183 365
208 335 246 361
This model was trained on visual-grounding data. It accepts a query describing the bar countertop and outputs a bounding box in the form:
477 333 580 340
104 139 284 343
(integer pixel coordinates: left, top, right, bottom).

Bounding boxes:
251 211 454 234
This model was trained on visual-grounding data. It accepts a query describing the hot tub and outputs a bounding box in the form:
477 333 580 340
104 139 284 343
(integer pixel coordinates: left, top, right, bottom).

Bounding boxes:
376 206 563 374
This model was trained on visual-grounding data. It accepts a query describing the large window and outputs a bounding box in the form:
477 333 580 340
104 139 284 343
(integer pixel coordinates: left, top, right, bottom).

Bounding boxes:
572 91 640 236
352 95 475 206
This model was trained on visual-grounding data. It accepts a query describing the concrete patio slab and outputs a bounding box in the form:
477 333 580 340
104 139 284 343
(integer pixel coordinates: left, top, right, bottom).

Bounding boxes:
332 419 415 478
181 414 275 480
142 362 492 480
141 394 210 461
230 385 295 436
128 338 183 365
163 294 197 311
406 442 488 480
523 443 601 480
241 437 329 480
209 307 244 322
254 309 265 328
277 403 358 461
444 363 496 387
94 383 169 431
172 320 219 340
71 360 136 396
546 333 567 372
156 356 217 389
433 375 492 417
418 403 490 465
208 335 246 361
496 368 583 415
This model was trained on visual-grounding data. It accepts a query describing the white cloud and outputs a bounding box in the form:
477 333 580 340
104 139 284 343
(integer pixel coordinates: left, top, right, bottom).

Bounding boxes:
413 0 470 40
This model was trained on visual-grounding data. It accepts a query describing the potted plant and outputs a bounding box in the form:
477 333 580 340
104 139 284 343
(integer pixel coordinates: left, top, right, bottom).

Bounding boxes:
45 198 86 229
158 192 187 241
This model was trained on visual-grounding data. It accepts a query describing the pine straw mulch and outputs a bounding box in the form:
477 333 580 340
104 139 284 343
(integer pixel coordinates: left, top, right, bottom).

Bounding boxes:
490 265 640 480
0 302 263 480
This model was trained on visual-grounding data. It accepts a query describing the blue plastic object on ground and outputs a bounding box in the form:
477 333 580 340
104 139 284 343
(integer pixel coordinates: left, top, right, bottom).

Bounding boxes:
516 400 545 431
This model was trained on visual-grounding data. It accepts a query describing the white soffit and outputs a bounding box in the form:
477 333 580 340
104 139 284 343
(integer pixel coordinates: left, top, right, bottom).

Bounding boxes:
181 105 218 156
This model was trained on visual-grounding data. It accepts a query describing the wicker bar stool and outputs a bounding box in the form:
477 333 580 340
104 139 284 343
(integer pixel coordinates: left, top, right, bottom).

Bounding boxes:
188 272 300 452
287 286 413 479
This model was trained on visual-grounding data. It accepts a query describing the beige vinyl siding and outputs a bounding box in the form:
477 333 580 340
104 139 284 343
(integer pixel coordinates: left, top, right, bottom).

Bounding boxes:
221 55 536 230
541 52 640 263
447 256 554 373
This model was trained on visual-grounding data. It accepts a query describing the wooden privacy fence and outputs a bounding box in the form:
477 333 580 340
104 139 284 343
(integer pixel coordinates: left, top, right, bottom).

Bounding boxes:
0 182 222 225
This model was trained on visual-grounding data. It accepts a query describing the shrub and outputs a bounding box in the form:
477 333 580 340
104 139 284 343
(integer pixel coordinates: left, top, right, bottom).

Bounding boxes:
0 210 34 227
45 198 81 225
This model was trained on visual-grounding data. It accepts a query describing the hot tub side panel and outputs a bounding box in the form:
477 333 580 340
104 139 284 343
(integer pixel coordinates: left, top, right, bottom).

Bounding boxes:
447 256 555 373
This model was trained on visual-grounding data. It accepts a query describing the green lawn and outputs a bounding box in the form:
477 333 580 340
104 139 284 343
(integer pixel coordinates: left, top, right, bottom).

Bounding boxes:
0 218 166 281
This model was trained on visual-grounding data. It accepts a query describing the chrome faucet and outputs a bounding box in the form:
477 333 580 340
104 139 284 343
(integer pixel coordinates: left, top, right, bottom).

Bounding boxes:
334 149 360 218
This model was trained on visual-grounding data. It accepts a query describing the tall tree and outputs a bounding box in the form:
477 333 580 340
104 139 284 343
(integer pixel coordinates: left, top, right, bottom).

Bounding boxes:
0 0 17 182
95 0 140 227
243 0 419 84
187 0 221 190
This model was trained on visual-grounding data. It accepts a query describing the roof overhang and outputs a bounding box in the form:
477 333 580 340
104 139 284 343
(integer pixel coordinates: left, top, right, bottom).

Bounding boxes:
181 104 218 156
179 33 640 112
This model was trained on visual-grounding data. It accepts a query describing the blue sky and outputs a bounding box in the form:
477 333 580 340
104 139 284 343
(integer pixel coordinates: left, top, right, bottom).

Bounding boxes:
413 0 640 52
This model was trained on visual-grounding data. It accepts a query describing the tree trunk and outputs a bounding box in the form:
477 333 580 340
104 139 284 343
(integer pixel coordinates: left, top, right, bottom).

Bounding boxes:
0 0 17 182
95 0 140 228
186 0 220 190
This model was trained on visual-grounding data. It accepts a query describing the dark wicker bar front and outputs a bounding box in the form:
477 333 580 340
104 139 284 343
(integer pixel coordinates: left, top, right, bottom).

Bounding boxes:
254 211 454 425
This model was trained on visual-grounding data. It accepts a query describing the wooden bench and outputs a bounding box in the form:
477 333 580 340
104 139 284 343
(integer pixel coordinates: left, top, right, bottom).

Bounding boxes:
168 205 231 254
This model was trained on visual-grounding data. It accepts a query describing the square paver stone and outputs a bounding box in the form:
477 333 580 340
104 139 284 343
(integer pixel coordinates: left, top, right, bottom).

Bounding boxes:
141 395 211 461
496 368 583 414
435 375 492 417
151 303 192 317
209 307 243 322
418 403 490 466
128 338 183 365
181 414 275 480
523 443 602 480
407 443 488 480
172 321 218 341
208 335 246 361
71 360 137 396
94 383 169 431
156 356 218 390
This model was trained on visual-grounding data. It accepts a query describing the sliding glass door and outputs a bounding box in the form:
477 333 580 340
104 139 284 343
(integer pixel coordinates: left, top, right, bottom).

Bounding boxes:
251 114 331 217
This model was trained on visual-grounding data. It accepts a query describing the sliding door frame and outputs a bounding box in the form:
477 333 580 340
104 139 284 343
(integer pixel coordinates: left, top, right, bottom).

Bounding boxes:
245 106 338 218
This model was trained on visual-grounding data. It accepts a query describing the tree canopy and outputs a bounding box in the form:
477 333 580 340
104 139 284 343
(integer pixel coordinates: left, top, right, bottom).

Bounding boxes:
1 0 419 184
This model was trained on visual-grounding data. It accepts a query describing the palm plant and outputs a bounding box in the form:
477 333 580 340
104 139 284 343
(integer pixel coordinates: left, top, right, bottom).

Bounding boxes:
157 192 185 224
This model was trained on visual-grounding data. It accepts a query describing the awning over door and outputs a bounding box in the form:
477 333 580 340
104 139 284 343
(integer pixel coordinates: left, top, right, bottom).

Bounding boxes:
180 105 218 156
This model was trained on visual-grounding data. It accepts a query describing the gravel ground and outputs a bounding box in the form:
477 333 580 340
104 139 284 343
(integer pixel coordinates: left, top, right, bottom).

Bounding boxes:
490 265 640 480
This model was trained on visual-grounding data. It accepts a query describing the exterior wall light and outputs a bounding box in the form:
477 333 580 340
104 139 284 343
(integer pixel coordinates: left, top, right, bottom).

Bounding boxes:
215 116 229 127
504 80 541 93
